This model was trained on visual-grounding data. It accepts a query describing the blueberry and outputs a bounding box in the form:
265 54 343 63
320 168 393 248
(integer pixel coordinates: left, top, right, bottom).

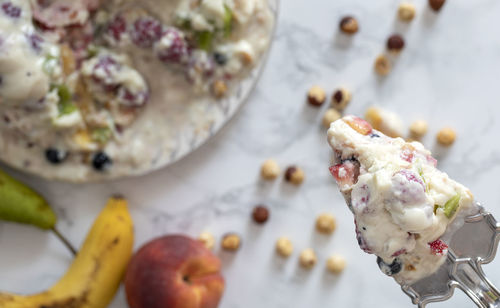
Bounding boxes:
45 148 67 164
370 133 380 138
213 52 227 66
377 257 402 276
92 151 112 171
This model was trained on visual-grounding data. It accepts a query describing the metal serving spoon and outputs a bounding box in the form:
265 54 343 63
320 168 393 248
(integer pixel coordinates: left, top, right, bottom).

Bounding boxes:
401 204 500 307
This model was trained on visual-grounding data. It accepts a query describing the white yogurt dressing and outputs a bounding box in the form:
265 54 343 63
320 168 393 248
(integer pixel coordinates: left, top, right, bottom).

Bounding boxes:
328 115 475 284
0 0 274 181
0 0 59 106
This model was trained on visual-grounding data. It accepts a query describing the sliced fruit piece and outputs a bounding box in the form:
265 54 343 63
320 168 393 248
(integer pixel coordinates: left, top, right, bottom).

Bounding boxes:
428 239 448 256
329 160 360 189
443 193 461 218
344 116 373 135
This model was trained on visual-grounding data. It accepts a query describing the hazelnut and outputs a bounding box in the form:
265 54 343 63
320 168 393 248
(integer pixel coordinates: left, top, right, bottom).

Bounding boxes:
212 80 228 98
409 120 429 139
398 3 416 21
374 54 391 76
339 16 359 34
307 86 326 107
436 127 456 146
315 213 337 234
221 233 241 251
322 108 342 128
276 237 293 257
299 248 317 269
260 159 280 180
387 34 405 52
331 88 351 111
198 232 215 250
326 254 347 274
252 205 270 224
429 0 446 11
284 166 305 185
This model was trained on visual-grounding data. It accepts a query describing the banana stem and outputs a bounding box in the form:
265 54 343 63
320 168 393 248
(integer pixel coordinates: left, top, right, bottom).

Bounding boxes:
51 227 77 256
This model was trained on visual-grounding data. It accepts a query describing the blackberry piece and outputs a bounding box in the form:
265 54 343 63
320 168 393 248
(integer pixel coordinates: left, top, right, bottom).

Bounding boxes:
92 151 112 171
45 148 67 164
2 2 21 18
213 52 228 66
377 257 402 276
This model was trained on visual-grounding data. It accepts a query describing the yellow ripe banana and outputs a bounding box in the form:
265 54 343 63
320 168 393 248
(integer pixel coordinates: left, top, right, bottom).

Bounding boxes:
0 196 134 308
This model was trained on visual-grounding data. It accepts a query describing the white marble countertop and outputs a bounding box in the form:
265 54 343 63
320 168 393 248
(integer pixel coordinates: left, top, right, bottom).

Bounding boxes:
1 0 500 307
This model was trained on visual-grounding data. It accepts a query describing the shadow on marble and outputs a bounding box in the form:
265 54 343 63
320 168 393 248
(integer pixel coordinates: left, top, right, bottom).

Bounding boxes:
332 31 354 50
420 6 440 28
391 14 411 34
320 268 342 289
432 142 451 160
289 261 315 283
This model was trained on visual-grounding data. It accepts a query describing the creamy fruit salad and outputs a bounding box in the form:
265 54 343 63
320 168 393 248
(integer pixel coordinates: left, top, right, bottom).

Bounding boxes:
327 115 475 284
0 0 274 181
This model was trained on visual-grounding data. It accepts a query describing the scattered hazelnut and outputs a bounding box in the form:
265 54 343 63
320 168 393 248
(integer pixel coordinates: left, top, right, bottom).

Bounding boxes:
307 86 326 107
339 16 359 34
436 127 456 146
198 232 215 250
221 233 241 251
299 248 317 269
398 3 416 21
429 0 445 11
316 213 337 234
387 34 405 52
276 237 293 257
374 54 392 76
326 254 347 274
260 159 280 180
284 166 305 185
252 205 270 224
409 120 429 139
212 80 228 98
322 108 342 128
331 88 351 111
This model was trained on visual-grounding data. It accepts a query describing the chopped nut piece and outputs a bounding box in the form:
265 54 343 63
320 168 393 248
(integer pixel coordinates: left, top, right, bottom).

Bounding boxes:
387 34 405 52
364 107 383 130
322 108 342 128
364 106 404 138
212 80 228 98
398 3 416 21
316 213 337 234
299 248 317 269
276 237 293 257
198 232 215 250
331 88 351 111
221 233 241 251
429 0 446 11
260 159 280 180
339 16 359 34
326 254 347 274
252 205 270 224
284 166 305 185
436 127 456 146
374 54 391 76
307 85 326 107
409 120 429 139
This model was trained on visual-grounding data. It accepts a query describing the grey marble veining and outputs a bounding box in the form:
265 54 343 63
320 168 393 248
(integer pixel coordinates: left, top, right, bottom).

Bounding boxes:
1 0 500 307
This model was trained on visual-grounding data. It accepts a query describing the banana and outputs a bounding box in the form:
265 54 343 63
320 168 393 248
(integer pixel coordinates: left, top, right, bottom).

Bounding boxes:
0 196 134 308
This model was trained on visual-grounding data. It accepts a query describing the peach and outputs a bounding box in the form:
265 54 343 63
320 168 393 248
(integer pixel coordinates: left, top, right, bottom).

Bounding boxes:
125 235 225 308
